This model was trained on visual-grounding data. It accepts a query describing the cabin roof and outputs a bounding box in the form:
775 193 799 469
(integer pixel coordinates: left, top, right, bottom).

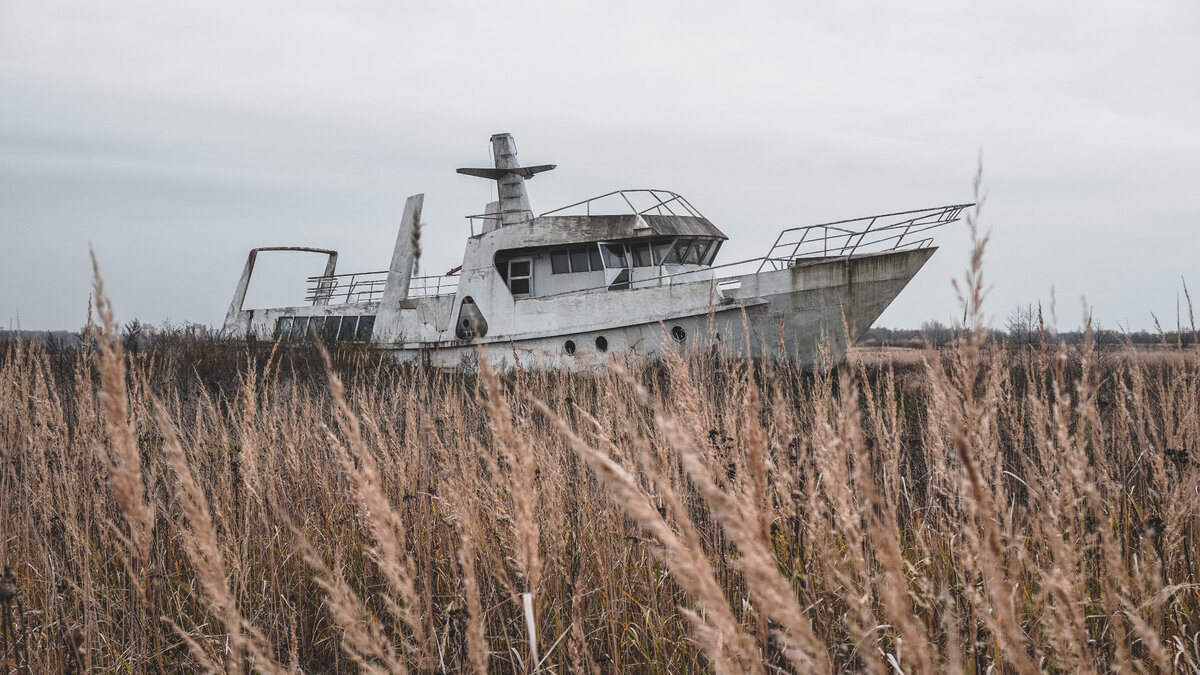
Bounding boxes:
476 214 727 250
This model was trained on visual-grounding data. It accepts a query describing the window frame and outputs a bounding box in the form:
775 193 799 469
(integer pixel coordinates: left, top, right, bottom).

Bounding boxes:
507 257 534 297
551 250 570 274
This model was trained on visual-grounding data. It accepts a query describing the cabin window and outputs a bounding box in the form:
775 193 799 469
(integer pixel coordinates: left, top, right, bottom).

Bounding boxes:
601 244 627 269
507 258 532 296
356 316 375 340
338 316 359 341
683 240 703 265
551 251 570 274
630 243 653 267
691 240 711 265
308 317 324 337
321 316 340 342
551 247 604 273
289 317 309 341
570 248 592 272
665 240 690 265
652 242 672 265
273 315 375 342
703 241 721 265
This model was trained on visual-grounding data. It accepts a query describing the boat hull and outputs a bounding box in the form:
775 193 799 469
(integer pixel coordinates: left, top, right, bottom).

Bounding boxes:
380 247 936 369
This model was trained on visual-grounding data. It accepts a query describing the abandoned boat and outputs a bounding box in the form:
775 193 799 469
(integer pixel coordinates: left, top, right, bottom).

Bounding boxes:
222 133 967 368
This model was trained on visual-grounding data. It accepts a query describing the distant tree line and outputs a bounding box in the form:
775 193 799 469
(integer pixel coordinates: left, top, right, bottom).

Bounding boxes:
860 303 1197 348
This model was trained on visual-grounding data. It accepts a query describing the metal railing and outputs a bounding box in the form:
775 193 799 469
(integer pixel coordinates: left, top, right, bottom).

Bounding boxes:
539 189 707 219
305 270 460 304
524 203 971 301
757 203 971 272
464 189 707 235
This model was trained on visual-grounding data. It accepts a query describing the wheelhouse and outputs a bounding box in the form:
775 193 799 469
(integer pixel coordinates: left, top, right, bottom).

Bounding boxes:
494 235 724 298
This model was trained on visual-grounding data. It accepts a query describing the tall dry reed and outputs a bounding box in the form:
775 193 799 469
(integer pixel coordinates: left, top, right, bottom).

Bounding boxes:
1 250 1198 672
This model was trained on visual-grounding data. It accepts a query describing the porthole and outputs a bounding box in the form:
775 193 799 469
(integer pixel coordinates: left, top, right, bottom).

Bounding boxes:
671 326 687 342
564 340 576 355
595 336 608 352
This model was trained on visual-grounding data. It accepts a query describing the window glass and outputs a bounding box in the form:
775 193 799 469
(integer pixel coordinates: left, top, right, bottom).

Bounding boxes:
551 251 570 274
570 248 590 272
321 316 340 342
338 316 358 342
509 260 530 277
691 240 712 265
703 241 721 265
652 242 672 265
589 247 604 271
307 317 324 338
683 240 703 264
275 317 293 340
631 243 652 267
289 317 309 341
510 278 530 295
602 244 627 268
356 316 375 341
670 240 693 265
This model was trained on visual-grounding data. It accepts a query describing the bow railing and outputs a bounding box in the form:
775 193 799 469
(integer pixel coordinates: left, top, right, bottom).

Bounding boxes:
757 203 971 272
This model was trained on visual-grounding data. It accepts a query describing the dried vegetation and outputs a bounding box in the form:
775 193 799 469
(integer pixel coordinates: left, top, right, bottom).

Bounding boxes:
2 233 1199 673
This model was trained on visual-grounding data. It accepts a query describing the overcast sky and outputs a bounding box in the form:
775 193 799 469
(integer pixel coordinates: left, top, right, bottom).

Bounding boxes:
2 0 1197 332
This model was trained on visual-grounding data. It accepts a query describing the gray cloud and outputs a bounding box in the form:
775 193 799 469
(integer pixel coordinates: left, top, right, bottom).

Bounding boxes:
2 0 1197 331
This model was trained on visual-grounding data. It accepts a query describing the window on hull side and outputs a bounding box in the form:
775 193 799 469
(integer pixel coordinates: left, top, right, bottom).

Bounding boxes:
272 315 375 343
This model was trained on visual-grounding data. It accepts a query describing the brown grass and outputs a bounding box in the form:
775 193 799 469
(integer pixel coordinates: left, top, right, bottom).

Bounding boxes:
1 249 1198 672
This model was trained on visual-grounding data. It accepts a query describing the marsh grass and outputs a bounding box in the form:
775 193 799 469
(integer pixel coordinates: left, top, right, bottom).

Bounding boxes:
2 252 1199 672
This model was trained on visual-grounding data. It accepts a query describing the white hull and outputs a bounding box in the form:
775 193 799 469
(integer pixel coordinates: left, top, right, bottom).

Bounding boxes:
376 248 935 370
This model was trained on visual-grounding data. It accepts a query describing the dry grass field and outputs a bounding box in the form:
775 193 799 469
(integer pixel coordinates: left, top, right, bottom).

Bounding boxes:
2 252 1199 672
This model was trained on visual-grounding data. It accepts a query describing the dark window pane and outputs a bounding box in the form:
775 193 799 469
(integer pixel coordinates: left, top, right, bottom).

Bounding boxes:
631 243 652 267
570 248 590 272
589 248 604 270
692 240 711 265
510 278 530 295
652 242 671 265
321 316 340 341
289 317 308 341
551 251 570 274
602 244 627 268
307 317 324 338
669 240 691 264
510 260 530 277
275 317 293 340
683 240 702 264
356 316 375 341
338 316 358 341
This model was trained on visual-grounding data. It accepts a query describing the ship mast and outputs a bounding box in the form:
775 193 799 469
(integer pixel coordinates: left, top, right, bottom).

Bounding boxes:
457 133 555 229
